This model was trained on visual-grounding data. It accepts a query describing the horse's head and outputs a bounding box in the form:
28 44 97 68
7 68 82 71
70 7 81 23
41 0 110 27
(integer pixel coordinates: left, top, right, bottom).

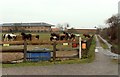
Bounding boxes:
63 31 66 34
21 32 25 36
51 32 57 36
83 33 86 36
51 33 54 36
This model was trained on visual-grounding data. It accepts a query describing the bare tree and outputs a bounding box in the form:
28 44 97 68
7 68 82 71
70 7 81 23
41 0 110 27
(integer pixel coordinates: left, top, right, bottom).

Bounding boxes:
106 15 120 41
57 24 64 31
57 23 70 32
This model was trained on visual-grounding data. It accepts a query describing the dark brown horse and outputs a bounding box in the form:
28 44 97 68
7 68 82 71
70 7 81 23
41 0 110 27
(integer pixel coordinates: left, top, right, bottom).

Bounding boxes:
21 32 32 41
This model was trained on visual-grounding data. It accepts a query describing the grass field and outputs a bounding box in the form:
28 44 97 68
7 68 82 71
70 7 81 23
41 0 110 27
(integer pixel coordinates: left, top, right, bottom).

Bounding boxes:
1 32 50 41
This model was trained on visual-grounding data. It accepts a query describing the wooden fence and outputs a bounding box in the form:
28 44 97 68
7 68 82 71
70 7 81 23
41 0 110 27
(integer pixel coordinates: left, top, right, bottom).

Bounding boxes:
23 35 94 61
1 35 94 63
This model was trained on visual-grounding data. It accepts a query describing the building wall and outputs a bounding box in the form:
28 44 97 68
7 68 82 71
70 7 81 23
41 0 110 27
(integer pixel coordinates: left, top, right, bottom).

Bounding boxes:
1 26 52 32
0 26 2 31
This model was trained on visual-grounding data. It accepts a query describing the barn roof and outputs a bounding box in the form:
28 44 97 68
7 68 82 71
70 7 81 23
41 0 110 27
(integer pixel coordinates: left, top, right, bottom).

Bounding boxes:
1 22 54 27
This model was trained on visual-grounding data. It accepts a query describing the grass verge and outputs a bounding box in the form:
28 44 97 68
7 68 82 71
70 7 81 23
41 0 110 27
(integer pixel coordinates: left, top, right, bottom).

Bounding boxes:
85 35 96 63
111 44 120 54
97 36 109 49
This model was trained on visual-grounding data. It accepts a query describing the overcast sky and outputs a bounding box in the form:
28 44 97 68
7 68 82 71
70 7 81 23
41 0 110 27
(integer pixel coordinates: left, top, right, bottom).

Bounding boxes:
0 0 119 29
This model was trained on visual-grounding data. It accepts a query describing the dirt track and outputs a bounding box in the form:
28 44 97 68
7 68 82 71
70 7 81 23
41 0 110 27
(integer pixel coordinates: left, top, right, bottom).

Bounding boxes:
2 35 118 75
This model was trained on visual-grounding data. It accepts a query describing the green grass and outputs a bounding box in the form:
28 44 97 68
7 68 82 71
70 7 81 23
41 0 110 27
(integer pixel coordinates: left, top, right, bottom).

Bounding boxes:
2 58 91 68
97 36 109 49
111 59 119 64
86 36 96 62
111 44 119 54
2 61 54 68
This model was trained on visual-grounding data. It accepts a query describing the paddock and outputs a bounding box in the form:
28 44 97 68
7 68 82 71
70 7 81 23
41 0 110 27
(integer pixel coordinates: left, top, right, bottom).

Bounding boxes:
1 32 94 63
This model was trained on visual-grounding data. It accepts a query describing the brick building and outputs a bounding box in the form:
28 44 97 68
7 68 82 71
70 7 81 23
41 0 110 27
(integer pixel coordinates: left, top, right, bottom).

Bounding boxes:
0 22 54 32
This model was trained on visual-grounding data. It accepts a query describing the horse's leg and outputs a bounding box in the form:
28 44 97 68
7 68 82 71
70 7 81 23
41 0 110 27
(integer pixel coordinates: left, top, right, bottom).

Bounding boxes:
6 37 8 41
3 37 5 41
30 36 32 41
4 35 7 41
50 37 52 41
13 36 17 41
3 35 5 41
12 36 14 41
6 36 9 41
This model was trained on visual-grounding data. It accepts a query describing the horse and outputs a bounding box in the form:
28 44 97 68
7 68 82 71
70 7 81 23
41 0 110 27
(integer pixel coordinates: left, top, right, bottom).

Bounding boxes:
63 32 76 40
83 33 91 38
50 36 58 41
21 32 32 41
50 32 60 41
69 33 76 40
50 32 76 41
63 32 70 40
50 32 66 41
3 33 17 41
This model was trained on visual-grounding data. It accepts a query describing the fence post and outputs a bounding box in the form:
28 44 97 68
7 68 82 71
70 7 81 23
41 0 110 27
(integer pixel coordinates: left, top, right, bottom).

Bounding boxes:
24 39 27 62
79 37 82 58
53 41 56 61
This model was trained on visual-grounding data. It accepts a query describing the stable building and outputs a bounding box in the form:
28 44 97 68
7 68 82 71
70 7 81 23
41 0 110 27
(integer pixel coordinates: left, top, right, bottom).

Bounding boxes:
0 22 54 32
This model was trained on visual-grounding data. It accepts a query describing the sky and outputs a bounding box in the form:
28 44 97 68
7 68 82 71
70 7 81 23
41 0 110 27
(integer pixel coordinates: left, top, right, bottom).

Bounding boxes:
0 0 119 29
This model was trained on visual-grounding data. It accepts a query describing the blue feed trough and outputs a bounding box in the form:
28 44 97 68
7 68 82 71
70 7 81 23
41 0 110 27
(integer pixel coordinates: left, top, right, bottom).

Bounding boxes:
27 48 52 62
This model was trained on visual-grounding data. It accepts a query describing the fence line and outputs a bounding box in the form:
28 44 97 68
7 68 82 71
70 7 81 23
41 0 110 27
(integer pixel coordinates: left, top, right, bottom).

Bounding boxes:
2 35 94 63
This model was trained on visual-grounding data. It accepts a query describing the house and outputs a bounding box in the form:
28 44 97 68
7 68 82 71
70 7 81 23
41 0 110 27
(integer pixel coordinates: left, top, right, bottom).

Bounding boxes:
0 22 54 32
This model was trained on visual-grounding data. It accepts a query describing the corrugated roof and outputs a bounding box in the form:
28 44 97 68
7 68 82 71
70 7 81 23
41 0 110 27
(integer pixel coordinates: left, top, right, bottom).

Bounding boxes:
1 22 54 26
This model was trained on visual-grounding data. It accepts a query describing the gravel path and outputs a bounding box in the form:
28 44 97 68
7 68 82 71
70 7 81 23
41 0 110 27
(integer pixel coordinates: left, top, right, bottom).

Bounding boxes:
2 35 118 75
